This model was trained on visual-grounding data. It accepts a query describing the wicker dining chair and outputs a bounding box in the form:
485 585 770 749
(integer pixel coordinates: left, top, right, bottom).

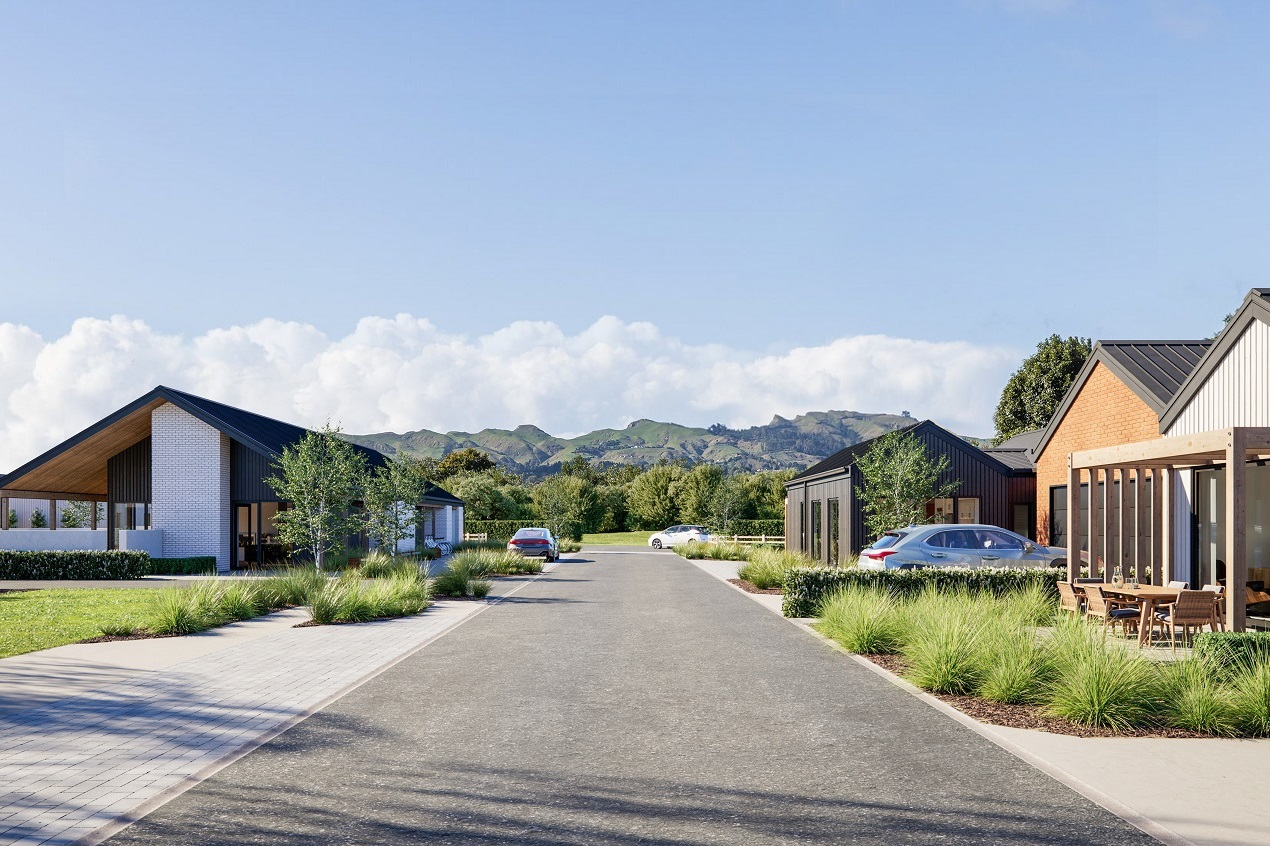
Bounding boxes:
1057 581 1083 616
1168 580 1189 589
1082 585 1140 638
1154 589 1221 651
1202 584 1226 631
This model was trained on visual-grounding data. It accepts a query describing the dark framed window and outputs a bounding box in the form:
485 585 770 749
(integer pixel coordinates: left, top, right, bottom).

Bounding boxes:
828 498 840 564
811 500 823 559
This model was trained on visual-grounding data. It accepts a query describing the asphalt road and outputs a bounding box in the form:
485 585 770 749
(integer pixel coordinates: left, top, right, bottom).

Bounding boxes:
107 548 1158 845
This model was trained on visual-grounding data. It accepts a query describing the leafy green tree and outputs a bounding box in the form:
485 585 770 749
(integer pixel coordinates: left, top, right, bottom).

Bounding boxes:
6 509 15 528
738 469 797 521
557 455 602 483
362 456 430 557
268 423 368 570
30 508 47 529
674 464 724 525
855 430 960 539
594 483 630 532
704 475 746 535
626 464 684 529
994 334 1092 442
445 471 533 521
531 475 601 540
434 448 497 480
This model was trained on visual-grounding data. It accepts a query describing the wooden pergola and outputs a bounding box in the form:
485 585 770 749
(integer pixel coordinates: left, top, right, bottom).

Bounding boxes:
1067 426 1270 632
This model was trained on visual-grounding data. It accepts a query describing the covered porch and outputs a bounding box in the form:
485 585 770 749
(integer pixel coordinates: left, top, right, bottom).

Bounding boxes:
1066 426 1270 632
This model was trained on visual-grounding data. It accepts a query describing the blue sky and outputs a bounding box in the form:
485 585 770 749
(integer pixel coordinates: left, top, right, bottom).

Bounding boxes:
1 1 1268 460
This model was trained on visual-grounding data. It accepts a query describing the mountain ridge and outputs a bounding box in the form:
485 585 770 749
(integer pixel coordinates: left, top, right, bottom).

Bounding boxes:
345 409 950 477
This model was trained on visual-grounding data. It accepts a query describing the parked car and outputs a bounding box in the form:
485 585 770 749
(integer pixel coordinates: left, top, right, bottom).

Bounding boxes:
857 524 1065 570
648 525 712 549
507 527 559 562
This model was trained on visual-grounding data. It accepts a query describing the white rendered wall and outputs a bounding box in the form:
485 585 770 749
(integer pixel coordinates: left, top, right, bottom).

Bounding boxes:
151 404 232 572
118 529 165 558
1167 319 1270 436
0 529 107 551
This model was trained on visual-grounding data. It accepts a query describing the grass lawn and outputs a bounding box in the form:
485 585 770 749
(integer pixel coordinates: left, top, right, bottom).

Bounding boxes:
0 589 160 658
581 531 653 546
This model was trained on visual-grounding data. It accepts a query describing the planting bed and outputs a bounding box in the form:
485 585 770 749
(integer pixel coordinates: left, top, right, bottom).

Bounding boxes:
727 578 781 595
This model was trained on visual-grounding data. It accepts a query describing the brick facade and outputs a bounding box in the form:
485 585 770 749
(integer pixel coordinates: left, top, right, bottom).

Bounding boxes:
151 403 232 571
1034 362 1161 544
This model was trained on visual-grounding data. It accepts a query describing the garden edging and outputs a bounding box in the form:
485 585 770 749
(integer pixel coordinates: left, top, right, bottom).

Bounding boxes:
686 557 1201 846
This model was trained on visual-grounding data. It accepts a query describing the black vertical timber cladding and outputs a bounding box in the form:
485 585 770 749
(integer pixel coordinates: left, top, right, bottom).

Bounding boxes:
232 440 279 502
785 422 1038 557
107 437 151 504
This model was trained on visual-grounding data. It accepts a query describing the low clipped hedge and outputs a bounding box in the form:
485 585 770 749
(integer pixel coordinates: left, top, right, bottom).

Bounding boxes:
1194 631 1270 672
712 519 784 537
148 556 218 575
0 550 150 580
781 566 1064 618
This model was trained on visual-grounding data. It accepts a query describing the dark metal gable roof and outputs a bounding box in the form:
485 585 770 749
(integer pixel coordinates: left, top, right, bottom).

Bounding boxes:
787 420 1022 484
1159 289 1270 432
1030 340 1209 462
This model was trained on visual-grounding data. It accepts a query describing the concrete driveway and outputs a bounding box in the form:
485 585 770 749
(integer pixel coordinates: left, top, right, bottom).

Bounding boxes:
106 548 1158 845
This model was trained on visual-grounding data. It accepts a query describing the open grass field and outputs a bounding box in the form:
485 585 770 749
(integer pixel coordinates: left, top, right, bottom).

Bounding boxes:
0 588 159 658
581 531 653 546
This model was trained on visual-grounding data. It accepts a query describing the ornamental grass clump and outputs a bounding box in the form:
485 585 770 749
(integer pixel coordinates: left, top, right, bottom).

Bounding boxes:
816 586 906 655
738 547 811 590
1160 657 1239 735
1045 616 1163 731
675 542 752 562
972 583 1058 705
450 549 540 576
431 555 493 598
309 570 430 624
901 588 988 695
1228 658 1270 736
257 568 326 608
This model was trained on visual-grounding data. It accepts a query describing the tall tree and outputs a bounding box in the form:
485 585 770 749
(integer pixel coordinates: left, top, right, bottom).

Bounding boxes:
674 464 724 525
434 448 497 480
531 475 601 540
362 456 429 557
626 464 684 529
268 423 367 570
994 334 1092 442
855 430 960 539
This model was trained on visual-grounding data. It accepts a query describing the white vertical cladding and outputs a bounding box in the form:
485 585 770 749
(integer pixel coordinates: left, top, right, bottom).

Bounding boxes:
453 506 464 542
1167 320 1270 436
442 505 454 543
151 403 232 572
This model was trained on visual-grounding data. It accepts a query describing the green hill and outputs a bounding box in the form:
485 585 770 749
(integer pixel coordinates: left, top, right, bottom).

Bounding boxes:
346 409 931 476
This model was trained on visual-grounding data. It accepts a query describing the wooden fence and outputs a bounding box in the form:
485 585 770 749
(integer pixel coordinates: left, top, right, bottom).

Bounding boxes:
716 535 784 547
463 532 489 542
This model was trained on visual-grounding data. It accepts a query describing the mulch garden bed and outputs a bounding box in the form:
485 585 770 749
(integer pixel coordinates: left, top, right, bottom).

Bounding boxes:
78 632 180 644
727 578 782 595
860 653 1208 739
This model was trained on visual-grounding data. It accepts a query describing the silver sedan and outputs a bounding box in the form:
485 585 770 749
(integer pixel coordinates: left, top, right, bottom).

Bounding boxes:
858 524 1066 570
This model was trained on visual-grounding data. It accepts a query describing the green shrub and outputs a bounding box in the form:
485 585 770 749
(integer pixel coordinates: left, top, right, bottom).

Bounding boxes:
359 550 424 579
816 586 906 654
453 539 505 552
901 589 988 695
432 554 494 598
310 570 430 623
148 556 217 575
1193 631 1270 675
783 566 1062 618
1228 658 1270 736
447 548 544 576
710 519 783 537
675 542 751 561
558 538 582 554
257 568 325 607
1045 617 1162 731
1160 658 1239 735
147 582 224 635
735 548 815 590
0 550 150 580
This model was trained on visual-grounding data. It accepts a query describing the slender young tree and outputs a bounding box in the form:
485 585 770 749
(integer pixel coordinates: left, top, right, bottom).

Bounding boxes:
362 455 430 557
268 423 367 570
855 430 960 539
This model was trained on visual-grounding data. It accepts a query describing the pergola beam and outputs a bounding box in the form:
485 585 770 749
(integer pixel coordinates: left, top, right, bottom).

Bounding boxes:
1071 427 1270 469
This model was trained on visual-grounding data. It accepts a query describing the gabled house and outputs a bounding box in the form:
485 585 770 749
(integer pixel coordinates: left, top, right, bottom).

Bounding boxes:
0 386 463 571
1031 340 1210 549
784 420 1036 564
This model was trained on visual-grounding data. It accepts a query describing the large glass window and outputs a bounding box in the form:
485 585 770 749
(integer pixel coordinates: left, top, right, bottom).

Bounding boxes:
828 498 840 564
235 501 290 569
956 498 980 524
925 498 954 523
112 502 150 548
811 500 823 559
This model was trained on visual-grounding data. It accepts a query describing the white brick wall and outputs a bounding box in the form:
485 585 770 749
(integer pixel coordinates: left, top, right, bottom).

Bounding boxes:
151 404 232 572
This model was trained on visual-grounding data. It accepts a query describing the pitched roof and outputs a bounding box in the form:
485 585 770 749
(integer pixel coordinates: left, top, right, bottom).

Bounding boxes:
1159 289 1270 432
981 447 1035 471
1030 340 1210 461
993 428 1043 451
788 420 1024 483
0 386 463 505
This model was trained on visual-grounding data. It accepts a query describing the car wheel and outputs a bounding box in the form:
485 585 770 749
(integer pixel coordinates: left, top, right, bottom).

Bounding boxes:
651 538 663 549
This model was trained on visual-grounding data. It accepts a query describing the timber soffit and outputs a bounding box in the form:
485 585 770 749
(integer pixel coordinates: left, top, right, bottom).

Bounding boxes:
1028 340 1211 462
1157 289 1270 433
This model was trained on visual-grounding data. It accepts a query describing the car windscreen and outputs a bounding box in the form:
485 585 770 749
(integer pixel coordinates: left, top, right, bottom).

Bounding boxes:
513 529 547 539
866 532 905 550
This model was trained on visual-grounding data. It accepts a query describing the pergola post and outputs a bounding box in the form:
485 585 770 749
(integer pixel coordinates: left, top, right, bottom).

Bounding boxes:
91 501 99 531
1118 469 1132 580
1087 468 1102 581
0 496 7 530
1152 468 1166 586
1226 429 1248 632
1101 468 1113 580
48 498 56 531
1066 462 1080 583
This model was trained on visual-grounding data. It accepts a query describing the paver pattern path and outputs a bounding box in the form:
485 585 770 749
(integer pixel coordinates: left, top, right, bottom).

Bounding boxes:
0 595 494 846
107 550 1161 845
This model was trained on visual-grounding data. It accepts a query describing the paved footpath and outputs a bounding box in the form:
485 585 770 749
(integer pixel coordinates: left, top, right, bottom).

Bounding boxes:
0 573 544 846
104 549 1158 846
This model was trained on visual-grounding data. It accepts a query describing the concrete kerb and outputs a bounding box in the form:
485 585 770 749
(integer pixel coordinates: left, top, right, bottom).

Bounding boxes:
687 558 1201 846
75 561 560 846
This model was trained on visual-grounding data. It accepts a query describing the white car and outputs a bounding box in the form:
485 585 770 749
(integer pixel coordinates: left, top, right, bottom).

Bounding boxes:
648 525 712 549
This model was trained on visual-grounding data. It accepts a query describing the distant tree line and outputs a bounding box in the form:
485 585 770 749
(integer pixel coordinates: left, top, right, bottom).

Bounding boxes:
423 448 793 540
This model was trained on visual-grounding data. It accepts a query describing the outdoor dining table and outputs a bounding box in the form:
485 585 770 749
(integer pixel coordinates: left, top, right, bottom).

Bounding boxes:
1097 584 1182 647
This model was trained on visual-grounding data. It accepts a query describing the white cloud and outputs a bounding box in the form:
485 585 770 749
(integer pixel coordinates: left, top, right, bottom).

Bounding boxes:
0 315 1019 471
